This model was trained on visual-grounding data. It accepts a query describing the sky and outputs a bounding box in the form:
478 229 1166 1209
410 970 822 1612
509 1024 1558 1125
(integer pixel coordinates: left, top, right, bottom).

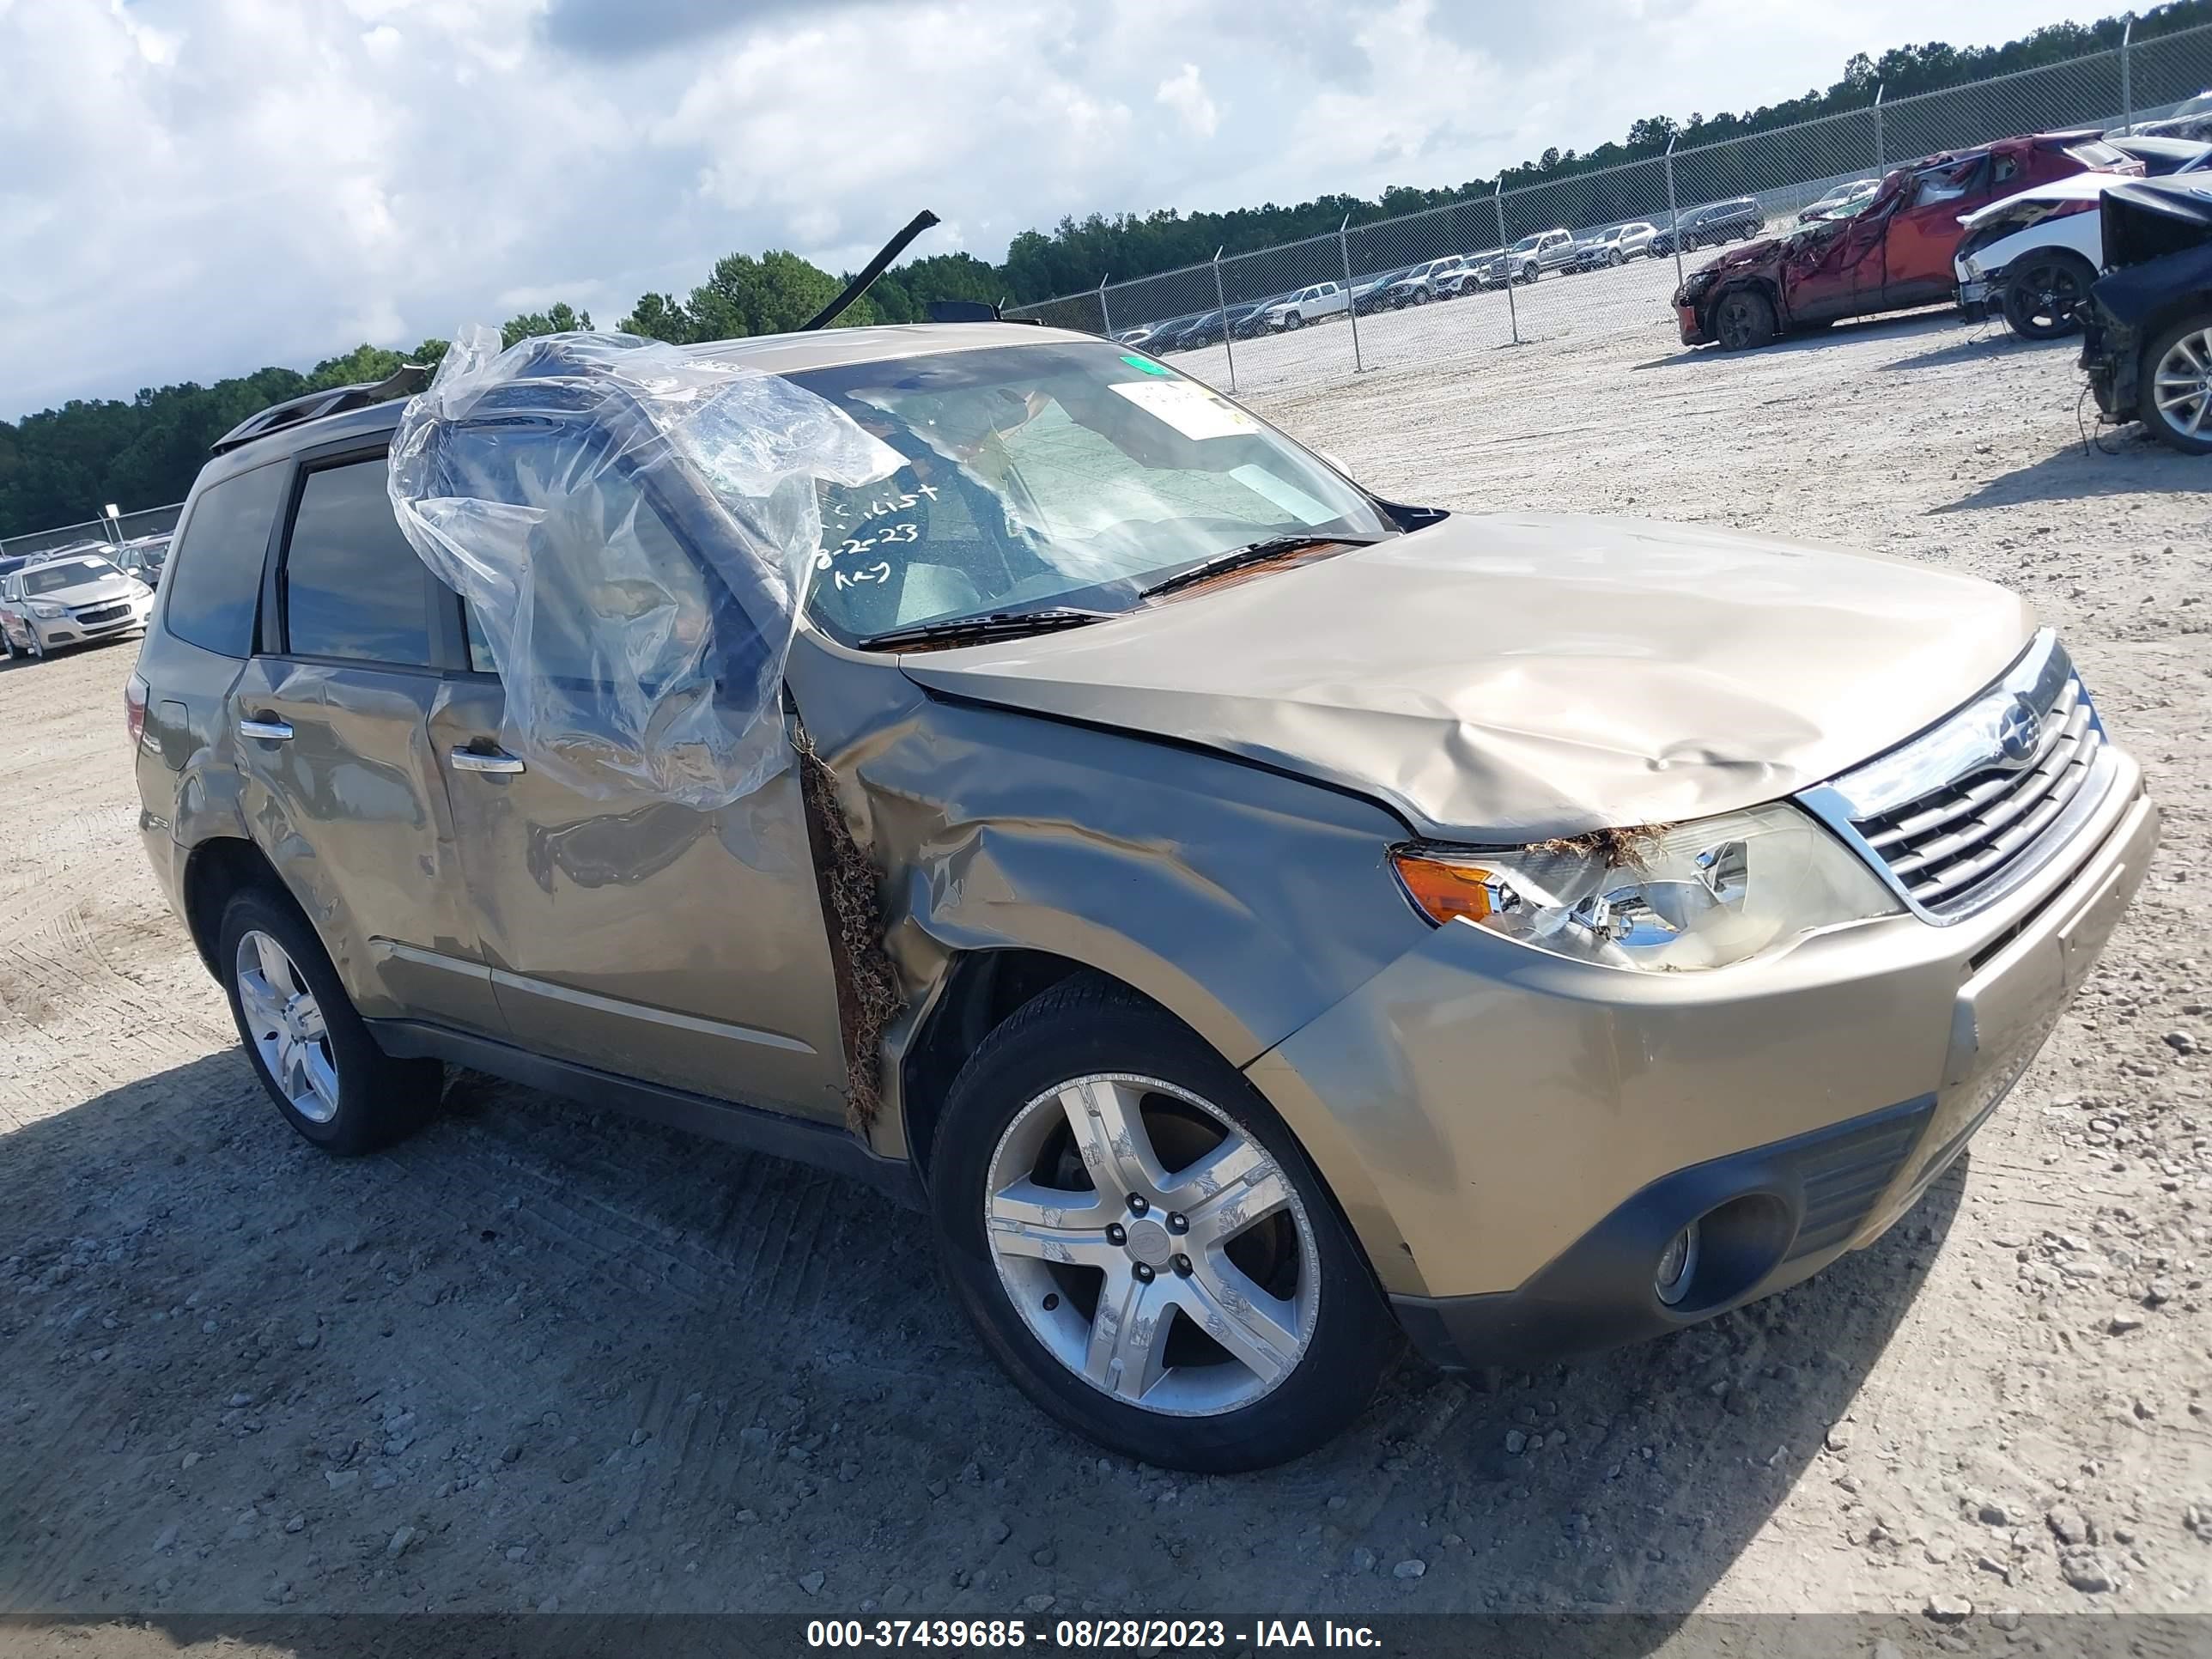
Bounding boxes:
1 0 2114 419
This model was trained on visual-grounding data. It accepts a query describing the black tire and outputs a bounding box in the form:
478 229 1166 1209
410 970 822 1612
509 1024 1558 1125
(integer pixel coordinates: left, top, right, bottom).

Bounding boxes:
1712 287 1779 350
1608 248 1624 267
1413 288 1431 305
2137 313 2212 455
1282 311 1302 331
27 629 46 661
1999 251 2095 342
216 886 444 1154
928 975 1395 1472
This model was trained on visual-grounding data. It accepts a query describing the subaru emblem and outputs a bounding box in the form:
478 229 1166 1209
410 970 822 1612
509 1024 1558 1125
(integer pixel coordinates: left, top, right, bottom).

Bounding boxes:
1996 695 2041 764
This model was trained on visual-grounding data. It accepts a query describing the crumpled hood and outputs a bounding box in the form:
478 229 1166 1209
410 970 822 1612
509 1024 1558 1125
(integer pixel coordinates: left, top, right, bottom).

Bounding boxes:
898 514 2035 842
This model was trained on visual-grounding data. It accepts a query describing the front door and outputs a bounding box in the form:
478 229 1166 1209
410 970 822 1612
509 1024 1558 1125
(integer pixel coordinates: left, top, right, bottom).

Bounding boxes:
1881 155 1996 308
228 447 501 1034
424 442 850 1125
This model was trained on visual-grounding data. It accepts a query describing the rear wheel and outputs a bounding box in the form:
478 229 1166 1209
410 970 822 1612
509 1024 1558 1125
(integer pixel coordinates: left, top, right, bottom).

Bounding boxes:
1712 287 1779 350
2000 251 2095 341
217 888 444 1153
929 977 1394 1471
2139 315 2212 454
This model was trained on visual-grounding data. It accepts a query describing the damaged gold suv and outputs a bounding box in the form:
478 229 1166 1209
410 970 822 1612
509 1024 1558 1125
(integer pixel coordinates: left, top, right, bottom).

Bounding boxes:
129 323 2157 1472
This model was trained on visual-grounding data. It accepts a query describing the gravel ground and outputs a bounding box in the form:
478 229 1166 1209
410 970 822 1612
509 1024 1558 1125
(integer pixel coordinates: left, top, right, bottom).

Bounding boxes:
2 307 2209 1644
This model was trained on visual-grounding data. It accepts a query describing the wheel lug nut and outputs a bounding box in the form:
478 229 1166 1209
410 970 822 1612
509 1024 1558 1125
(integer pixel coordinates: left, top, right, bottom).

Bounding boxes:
1106 1224 1126 1246
1166 1212 1188 1234
1173 1254 1193 1276
1127 1194 1149 1217
1133 1262 1155 1283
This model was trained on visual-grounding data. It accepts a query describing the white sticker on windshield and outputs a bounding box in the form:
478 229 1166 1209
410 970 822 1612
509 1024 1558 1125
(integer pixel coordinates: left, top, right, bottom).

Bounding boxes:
1107 380 1261 440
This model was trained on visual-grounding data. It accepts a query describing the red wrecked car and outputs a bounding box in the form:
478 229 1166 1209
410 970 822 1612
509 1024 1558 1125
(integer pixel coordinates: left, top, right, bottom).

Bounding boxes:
1674 131 2142 349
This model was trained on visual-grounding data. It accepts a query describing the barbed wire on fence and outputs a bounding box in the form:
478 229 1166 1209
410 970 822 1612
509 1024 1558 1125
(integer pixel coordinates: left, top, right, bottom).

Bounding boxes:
1006 20 2212 393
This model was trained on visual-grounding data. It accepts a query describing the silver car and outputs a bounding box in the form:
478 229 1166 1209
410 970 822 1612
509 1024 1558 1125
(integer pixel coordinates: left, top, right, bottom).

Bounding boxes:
0 551 156 661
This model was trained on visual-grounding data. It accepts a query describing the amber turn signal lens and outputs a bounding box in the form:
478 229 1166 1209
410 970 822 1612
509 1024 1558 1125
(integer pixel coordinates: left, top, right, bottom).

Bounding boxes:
1391 853 1495 926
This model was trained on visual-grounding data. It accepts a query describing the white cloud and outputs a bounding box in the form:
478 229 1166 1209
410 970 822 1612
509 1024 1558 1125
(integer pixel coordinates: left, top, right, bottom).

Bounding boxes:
1157 63 1219 139
0 0 2113 416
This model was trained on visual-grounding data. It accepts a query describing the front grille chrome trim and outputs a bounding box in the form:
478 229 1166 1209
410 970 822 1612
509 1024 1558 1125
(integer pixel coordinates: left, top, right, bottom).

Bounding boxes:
1798 629 2115 926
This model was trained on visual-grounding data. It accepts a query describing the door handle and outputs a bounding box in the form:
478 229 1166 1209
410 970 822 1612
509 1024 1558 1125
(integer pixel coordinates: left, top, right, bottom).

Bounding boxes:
449 745 526 775
238 717 293 742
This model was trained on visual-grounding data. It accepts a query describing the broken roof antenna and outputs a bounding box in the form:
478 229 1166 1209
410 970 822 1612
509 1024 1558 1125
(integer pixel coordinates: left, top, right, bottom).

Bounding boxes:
800 210 942 331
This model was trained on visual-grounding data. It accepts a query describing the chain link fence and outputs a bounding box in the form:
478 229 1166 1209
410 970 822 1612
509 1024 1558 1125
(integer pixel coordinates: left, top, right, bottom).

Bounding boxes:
1 503 184 562
1007 21 2212 393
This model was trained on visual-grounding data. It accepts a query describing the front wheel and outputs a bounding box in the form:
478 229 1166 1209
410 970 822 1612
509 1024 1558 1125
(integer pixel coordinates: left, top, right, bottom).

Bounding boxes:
1712 287 1779 350
1608 249 1624 267
2000 252 2094 342
2140 315 2212 454
929 977 1394 1472
1281 311 1302 331
1413 289 1431 305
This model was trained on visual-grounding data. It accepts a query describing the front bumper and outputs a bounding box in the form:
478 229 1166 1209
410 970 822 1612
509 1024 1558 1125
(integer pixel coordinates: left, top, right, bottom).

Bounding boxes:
25 600 151 650
1675 301 1711 346
1958 275 1995 320
1244 756 2157 1364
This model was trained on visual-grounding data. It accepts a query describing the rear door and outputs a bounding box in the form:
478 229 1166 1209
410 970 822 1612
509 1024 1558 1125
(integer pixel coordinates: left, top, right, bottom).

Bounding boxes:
423 427 851 1124
226 444 501 1033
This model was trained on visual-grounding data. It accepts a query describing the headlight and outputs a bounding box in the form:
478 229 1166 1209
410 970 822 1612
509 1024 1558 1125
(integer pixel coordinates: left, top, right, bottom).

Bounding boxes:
26 601 67 619
1390 803 1901 973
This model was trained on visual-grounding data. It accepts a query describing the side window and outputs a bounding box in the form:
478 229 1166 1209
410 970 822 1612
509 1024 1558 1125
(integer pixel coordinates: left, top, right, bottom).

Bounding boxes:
163 463 289 657
1993 155 2018 185
282 459 434 665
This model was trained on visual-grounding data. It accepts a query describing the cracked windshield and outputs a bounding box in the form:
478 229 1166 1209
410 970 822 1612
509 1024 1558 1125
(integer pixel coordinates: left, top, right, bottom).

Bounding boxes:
787 340 1389 640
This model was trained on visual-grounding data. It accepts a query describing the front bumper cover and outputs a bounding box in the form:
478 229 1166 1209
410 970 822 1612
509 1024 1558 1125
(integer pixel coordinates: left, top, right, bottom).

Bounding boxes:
1245 758 2157 1363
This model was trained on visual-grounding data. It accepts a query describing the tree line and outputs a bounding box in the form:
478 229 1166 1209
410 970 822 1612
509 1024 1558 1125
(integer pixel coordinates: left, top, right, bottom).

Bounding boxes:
3 0 2203 538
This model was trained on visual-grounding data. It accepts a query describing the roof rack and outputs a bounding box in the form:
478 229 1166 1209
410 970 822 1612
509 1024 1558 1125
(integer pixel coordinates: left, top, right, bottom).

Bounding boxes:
210 362 433 456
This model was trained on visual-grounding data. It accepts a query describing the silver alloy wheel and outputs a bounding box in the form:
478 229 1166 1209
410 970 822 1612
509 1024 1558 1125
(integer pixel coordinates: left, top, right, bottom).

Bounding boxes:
984 1073 1320 1417
234 929 341 1122
2152 325 2212 442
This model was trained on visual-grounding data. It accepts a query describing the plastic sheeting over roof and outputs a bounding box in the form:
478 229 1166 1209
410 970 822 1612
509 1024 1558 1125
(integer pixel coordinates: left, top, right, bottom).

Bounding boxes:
386 326 896 807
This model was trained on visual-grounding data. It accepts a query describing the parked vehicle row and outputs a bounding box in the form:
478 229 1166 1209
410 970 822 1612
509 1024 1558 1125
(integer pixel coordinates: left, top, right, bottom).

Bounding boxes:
1674 130 2143 350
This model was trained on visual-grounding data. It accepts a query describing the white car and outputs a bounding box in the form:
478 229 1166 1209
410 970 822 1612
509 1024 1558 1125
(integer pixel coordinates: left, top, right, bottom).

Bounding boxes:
1262 282 1349 330
1952 171 2184 340
0 551 156 661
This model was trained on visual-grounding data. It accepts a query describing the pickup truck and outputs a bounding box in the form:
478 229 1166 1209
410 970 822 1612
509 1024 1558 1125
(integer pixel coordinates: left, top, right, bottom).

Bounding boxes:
1474 228 1575 287
1263 282 1349 330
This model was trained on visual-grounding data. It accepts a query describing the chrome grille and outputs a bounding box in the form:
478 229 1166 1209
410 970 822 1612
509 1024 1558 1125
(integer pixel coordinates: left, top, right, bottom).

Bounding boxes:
1803 631 2112 922
1856 678 2102 911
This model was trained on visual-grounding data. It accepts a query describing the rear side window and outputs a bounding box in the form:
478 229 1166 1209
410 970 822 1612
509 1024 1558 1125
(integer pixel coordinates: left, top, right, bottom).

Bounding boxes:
281 459 433 665
163 463 288 656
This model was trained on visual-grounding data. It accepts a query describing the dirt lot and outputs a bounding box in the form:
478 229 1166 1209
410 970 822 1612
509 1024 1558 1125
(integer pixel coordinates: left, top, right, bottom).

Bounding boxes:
3 308 2209 1642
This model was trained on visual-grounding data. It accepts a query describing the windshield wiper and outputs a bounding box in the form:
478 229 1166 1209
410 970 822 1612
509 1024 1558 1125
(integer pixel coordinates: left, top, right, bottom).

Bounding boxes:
859 606 1112 653
1137 533 1387 601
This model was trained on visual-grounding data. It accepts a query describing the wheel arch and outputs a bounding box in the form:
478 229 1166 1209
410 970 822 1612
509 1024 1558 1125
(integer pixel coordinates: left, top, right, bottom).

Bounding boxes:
180 835 301 978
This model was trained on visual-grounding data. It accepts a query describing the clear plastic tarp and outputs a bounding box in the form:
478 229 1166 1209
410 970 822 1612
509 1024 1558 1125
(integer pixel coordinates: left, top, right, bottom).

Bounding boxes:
387 325 896 806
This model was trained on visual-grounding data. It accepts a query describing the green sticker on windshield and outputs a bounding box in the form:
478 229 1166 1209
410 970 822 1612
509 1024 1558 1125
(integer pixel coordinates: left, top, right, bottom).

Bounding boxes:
1121 355 1172 375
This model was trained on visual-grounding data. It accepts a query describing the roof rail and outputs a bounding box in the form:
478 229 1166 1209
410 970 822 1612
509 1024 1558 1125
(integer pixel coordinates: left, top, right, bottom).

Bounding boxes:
210 362 433 456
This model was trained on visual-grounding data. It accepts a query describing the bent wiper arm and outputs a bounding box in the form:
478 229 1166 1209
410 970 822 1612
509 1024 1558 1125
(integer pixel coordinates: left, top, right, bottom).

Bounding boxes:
1138 533 1387 601
859 607 1111 653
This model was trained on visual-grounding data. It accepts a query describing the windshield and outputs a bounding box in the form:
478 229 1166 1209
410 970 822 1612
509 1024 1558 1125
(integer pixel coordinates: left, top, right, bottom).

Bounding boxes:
783 341 1392 643
23 558 118 594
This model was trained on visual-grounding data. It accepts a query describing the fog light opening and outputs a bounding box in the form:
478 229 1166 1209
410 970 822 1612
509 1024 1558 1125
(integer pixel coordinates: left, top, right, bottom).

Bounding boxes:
1655 1221 1702 1308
